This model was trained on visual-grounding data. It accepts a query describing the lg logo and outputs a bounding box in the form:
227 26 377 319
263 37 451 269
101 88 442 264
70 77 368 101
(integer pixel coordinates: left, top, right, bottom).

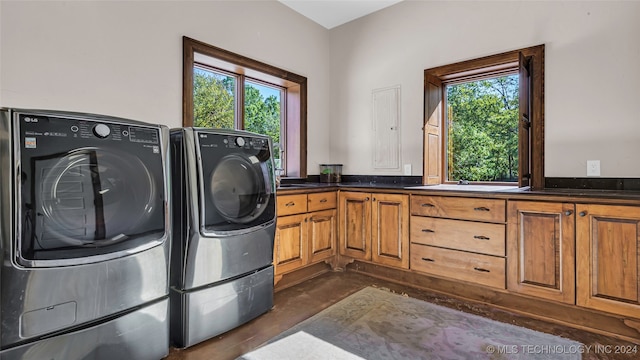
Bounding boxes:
24 117 39 123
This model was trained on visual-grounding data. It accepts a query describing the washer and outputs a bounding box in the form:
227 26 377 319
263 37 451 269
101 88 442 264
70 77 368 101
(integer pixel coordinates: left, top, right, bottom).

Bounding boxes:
169 128 276 348
0 108 170 359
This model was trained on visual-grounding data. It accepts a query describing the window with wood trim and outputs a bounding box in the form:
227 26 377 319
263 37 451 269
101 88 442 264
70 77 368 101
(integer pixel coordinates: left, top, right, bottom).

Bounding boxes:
423 45 544 189
183 37 307 178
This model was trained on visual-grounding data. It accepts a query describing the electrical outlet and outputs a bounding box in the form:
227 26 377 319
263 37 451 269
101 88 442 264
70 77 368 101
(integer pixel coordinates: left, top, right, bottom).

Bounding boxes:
587 160 600 177
403 164 412 176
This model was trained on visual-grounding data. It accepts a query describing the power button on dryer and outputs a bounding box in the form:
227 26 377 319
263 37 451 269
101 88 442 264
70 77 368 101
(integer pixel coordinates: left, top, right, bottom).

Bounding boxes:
93 124 111 138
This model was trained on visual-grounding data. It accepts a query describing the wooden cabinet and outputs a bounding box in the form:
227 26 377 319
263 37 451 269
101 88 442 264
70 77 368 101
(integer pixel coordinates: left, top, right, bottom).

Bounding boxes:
308 209 337 263
274 213 307 274
507 201 576 304
576 204 640 318
339 191 409 269
274 191 337 277
410 195 507 290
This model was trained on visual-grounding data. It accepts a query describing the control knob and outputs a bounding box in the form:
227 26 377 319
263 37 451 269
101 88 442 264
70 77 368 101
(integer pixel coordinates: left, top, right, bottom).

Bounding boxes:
93 124 111 138
235 137 245 147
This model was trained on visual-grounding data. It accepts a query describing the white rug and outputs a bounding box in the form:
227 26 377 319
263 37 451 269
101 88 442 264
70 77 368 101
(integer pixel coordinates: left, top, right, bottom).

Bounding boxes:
241 331 365 360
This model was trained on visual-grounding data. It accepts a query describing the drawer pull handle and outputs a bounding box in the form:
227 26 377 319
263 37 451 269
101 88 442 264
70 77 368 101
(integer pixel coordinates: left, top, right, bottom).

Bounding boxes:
421 203 435 207
421 229 435 233
474 207 490 212
473 235 490 240
473 267 490 273
310 216 331 222
421 257 435 262
285 202 295 207
319 199 328 203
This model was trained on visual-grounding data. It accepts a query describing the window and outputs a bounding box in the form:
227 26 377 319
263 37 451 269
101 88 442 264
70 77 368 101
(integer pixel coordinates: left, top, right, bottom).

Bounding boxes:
183 37 307 177
423 45 544 189
445 74 519 183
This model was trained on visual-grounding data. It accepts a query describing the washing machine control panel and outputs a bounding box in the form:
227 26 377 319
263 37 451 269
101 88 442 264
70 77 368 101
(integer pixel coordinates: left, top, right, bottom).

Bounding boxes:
19 114 160 146
212 134 269 151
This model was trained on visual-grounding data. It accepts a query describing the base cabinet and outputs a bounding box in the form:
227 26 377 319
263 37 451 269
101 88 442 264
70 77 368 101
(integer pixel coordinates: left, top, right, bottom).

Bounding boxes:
339 191 409 269
576 204 640 318
410 195 507 290
274 192 337 277
274 213 307 274
308 209 338 263
507 201 576 304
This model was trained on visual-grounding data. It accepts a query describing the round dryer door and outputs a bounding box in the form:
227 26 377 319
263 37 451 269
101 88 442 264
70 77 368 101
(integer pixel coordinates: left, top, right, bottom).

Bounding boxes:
36 147 158 247
209 154 269 224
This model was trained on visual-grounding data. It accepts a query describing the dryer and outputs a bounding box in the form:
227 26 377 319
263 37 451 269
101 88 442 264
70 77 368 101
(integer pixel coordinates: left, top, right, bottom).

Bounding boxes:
0 108 170 359
170 128 276 348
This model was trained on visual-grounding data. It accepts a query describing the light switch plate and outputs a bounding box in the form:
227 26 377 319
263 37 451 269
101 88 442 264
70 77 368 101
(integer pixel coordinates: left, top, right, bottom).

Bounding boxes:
587 160 600 177
404 164 412 175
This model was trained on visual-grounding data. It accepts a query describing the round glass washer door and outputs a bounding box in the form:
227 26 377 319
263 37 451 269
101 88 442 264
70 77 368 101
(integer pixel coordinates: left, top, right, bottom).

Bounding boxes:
38 147 158 247
209 153 269 224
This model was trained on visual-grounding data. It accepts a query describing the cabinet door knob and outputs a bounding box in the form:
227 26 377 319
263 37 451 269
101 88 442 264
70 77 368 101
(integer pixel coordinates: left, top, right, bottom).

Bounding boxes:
365 197 370 201
564 210 573 216
579 211 587 217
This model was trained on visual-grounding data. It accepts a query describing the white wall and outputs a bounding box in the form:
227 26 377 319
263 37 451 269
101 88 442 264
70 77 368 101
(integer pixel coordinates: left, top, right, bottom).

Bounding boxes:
4 1 640 179
329 0 640 178
0 0 331 173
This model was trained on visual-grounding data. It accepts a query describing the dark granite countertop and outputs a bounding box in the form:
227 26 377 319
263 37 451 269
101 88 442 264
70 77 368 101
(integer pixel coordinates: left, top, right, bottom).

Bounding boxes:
276 180 640 201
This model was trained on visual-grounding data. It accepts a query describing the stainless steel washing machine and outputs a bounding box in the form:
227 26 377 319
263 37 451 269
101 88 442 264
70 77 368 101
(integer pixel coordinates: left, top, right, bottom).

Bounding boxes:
0 108 171 359
169 128 276 348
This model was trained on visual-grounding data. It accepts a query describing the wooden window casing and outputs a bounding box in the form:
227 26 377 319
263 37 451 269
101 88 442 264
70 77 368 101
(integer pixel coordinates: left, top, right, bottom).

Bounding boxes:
183 36 307 178
423 45 544 189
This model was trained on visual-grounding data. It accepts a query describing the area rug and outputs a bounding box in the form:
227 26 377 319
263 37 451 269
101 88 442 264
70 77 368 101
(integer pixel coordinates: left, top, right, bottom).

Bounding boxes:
239 286 583 360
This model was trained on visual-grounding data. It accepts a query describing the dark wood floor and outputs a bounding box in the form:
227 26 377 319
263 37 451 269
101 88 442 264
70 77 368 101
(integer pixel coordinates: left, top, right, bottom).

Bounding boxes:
165 270 639 360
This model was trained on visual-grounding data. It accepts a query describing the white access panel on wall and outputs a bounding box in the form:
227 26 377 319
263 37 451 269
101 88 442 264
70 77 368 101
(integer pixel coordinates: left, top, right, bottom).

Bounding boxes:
372 86 400 169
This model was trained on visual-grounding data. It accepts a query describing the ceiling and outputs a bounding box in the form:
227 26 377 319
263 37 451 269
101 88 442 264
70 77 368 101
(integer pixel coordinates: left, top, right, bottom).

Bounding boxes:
278 0 403 29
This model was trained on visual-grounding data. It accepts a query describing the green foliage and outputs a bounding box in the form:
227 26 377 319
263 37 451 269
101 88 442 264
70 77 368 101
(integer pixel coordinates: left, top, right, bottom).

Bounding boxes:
193 70 234 129
193 70 282 153
244 85 281 147
446 75 518 182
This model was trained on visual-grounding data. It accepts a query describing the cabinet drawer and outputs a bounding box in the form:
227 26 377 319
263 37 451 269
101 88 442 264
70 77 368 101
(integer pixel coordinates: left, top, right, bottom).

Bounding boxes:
277 194 308 216
307 191 337 212
410 244 506 289
410 216 505 256
411 196 506 223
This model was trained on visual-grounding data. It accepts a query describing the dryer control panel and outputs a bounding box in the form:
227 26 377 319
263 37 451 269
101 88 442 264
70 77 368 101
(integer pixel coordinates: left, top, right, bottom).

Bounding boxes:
198 132 270 151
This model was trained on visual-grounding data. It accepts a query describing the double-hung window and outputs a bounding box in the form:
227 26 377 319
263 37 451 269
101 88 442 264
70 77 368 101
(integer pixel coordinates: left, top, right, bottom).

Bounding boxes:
183 37 307 177
423 45 544 188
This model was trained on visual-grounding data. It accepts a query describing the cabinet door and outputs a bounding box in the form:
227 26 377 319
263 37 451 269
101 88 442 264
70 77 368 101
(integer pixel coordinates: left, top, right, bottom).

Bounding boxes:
339 192 372 260
507 201 575 304
576 204 640 318
372 193 409 269
274 214 307 275
308 209 337 263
